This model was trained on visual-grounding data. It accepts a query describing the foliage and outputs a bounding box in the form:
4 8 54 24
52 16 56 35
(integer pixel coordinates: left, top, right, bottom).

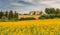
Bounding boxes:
39 14 56 19
0 8 60 21
0 10 4 18
8 10 14 20
5 11 8 17
0 16 9 22
55 14 60 18
14 11 18 21
56 8 60 14
0 10 19 22
39 14 47 19
39 8 60 19
48 14 55 19
45 8 60 14
20 17 36 20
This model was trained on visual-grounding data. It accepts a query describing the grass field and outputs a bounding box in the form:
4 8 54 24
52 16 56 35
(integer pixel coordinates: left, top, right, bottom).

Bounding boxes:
0 19 60 35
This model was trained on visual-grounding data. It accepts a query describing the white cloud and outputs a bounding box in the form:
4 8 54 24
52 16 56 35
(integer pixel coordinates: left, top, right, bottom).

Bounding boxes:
22 0 33 2
10 2 27 7
1 0 60 14
12 6 41 14
37 0 60 8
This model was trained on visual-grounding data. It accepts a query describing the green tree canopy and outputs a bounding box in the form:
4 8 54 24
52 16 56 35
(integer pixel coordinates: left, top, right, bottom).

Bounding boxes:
8 10 14 20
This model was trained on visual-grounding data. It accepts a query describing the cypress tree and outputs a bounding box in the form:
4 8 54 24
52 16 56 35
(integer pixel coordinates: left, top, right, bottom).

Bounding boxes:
14 11 18 20
8 10 13 20
5 11 8 17
0 10 4 18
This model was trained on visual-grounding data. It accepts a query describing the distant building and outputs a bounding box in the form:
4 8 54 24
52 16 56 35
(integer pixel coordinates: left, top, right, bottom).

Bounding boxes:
35 11 41 15
29 11 35 15
29 11 42 15
18 11 43 19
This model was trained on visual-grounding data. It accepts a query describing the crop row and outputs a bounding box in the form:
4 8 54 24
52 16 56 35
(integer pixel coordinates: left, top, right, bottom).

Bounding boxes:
0 24 60 35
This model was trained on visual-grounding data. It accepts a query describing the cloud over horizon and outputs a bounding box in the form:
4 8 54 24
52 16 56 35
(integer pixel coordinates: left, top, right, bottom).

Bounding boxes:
0 0 60 14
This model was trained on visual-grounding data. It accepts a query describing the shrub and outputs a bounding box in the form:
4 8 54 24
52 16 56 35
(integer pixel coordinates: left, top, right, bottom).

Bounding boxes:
48 14 55 19
39 15 46 19
39 14 50 19
0 16 9 22
19 17 36 21
45 15 50 19
39 14 56 19
55 14 60 18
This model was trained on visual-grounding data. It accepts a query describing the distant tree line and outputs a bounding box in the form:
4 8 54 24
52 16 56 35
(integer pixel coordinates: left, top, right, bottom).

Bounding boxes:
39 8 60 19
0 8 60 21
45 8 60 14
0 10 18 21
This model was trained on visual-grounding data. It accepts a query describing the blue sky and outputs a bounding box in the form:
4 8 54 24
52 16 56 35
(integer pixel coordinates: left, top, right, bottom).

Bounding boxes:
0 0 60 14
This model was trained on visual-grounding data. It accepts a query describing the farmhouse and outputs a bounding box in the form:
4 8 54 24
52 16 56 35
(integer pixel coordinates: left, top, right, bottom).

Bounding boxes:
18 11 42 20
29 11 42 15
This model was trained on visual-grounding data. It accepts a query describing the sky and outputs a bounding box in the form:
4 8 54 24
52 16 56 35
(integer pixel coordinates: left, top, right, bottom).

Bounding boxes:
0 0 60 14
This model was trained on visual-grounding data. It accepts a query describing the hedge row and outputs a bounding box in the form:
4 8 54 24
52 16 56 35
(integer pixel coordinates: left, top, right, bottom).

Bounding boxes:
39 14 60 19
19 14 60 20
19 17 36 21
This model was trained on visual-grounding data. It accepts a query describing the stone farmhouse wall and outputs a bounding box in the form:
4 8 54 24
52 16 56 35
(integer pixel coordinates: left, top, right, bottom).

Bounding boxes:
18 11 42 20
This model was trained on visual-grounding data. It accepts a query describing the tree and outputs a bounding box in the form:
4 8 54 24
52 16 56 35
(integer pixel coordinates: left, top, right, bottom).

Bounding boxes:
45 8 50 14
45 8 56 14
14 11 18 20
0 10 4 18
49 8 55 14
0 12 1 18
5 11 8 17
56 8 60 14
8 10 13 20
